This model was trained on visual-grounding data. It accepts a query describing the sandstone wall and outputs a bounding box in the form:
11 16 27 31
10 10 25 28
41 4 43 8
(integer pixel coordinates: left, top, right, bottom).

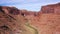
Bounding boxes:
0 3 60 34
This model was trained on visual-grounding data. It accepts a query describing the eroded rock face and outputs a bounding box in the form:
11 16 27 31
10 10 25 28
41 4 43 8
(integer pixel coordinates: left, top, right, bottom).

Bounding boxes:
0 6 38 34
0 3 60 34
0 6 27 34
31 3 60 34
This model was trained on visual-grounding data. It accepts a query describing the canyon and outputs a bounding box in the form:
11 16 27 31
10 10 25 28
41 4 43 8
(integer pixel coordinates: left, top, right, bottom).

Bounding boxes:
0 3 60 34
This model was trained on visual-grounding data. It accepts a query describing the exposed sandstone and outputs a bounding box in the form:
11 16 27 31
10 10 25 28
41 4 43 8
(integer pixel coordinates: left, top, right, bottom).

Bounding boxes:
0 3 60 34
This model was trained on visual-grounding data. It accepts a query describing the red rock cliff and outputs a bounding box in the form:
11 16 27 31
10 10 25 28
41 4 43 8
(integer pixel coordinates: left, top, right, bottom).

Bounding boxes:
0 3 60 34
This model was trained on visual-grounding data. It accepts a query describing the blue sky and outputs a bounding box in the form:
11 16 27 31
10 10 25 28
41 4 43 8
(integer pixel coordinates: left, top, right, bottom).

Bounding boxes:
0 0 60 11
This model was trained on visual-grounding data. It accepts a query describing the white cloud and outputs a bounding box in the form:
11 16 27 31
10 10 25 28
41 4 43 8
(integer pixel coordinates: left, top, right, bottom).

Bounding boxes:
7 3 41 11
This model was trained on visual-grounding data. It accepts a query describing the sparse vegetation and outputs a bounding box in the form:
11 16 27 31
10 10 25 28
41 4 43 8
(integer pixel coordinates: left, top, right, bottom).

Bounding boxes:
24 20 38 34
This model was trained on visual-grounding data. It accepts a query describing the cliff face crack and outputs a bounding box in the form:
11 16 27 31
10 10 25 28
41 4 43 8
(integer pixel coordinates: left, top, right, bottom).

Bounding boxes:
0 25 9 30
0 25 13 34
0 6 5 13
7 15 16 20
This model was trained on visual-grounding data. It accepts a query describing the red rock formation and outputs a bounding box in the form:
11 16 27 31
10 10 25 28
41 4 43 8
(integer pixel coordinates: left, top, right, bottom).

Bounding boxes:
0 3 60 34
41 3 60 14
30 3 60 34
